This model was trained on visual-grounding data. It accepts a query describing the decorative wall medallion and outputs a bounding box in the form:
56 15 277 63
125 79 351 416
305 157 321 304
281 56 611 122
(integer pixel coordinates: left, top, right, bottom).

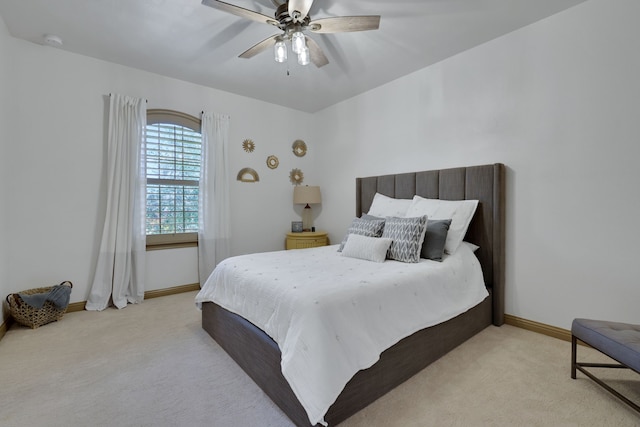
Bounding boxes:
289 168 304 185
237 167 260 182
242 139 255 153
266 155 279 169
292 139 307 157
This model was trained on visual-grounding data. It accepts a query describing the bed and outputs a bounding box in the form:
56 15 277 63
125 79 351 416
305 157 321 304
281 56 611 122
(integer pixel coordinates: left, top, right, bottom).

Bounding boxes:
198 163 505 426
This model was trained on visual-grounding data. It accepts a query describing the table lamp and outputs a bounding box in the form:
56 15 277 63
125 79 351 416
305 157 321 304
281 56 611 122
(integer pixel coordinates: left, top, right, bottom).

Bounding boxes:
293 185 321 231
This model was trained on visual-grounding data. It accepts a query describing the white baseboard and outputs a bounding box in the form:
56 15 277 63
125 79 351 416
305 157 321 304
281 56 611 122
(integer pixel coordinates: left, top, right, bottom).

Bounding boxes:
504 314 572 342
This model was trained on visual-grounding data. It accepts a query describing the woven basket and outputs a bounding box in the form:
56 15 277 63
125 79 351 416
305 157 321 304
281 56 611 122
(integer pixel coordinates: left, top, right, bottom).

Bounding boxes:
6 281 73 329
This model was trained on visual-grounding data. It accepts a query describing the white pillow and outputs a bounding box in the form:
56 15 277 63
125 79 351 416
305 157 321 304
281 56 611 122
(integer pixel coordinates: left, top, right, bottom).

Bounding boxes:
341 234 392 263
367 193 412 218
405 195 478 255
461 241 480 252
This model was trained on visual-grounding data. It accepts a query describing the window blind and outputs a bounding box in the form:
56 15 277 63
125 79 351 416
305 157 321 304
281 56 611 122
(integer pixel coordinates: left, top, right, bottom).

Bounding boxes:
145 122 202 236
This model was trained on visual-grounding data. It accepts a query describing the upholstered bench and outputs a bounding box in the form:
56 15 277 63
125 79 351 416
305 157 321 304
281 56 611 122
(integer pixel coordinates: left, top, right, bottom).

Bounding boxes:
571 318 640 413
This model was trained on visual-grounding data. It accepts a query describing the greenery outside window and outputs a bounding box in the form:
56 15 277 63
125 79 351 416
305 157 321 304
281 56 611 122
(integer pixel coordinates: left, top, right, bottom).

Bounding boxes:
146 109 202 249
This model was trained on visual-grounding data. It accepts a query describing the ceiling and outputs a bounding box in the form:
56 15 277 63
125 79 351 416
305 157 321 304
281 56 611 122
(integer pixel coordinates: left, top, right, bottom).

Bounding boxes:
0 0 586 113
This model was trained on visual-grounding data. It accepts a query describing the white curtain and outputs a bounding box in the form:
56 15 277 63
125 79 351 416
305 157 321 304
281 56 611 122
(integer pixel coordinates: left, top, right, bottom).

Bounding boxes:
86 94 146 311
198 112 231 283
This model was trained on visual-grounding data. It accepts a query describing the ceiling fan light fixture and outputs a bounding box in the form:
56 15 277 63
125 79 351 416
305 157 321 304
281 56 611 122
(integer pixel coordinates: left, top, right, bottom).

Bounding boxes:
274 39 287 63
202 0 381 68
291 31 306 54
297 46 310 66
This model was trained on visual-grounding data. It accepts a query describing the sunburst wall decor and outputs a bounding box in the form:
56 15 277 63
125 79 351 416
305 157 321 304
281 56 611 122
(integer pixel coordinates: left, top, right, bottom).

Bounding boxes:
242 139 255 153
292 139 307 157
290 168 304 185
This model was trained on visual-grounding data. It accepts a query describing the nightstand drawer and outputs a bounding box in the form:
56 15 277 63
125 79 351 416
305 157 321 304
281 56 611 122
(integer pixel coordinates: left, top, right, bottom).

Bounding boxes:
286 231 328 250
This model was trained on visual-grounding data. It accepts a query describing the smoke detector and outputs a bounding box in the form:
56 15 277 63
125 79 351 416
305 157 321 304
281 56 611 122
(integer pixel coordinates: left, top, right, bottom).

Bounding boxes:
43 34 63 47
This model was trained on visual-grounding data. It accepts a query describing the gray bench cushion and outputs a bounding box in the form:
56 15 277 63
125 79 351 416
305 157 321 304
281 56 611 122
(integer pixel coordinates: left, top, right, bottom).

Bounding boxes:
572 318 640 373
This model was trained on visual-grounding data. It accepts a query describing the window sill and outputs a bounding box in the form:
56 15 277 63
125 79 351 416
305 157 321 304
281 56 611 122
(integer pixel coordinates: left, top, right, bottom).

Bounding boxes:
146 232 198 251
146 241 198 251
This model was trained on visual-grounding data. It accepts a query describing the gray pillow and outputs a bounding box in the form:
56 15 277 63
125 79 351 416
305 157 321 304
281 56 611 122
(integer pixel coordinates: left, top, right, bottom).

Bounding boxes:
337 217 386 252
381 215 428 263
421 219 452 261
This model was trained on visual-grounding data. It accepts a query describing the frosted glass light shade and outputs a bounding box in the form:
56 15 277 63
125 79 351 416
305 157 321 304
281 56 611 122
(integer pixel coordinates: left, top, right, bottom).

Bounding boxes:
291 31 306 54
274 40 287 63
297 46 310 66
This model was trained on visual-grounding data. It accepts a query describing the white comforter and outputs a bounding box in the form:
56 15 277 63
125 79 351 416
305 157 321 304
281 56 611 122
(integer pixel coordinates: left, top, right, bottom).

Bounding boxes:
195 242 488 426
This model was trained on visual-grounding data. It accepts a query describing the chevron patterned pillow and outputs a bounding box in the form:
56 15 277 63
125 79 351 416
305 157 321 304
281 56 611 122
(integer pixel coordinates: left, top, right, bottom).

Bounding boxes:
381 215 428 263
337 217 386 252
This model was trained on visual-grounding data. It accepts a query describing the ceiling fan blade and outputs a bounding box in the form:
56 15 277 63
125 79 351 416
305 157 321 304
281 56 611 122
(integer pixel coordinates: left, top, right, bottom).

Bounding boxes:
202 0 279 26
305 36 329 68
288 0 314 22
309 16 381 33
238 34 280 59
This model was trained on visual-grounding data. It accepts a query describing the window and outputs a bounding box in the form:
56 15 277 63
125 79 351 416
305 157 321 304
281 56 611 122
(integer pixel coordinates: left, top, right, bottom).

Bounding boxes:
145 109 202 249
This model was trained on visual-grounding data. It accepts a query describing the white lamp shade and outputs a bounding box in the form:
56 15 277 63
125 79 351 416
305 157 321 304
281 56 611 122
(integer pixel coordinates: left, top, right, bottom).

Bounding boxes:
293 185 321 205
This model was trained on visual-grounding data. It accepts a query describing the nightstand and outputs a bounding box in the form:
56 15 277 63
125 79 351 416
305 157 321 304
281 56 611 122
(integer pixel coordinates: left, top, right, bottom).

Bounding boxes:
286 231 329 250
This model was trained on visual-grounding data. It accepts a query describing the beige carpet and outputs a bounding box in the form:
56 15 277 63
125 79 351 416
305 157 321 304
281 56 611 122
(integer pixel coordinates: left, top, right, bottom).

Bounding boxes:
0 291 638 427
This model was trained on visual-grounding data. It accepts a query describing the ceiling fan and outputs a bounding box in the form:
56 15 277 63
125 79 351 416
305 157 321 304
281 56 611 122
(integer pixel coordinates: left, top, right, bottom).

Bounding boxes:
202 0 381 67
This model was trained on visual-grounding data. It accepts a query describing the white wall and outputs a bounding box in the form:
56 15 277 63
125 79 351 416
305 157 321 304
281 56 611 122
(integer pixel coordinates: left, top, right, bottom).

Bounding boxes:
0 15 10 321
314 0 640 330
3 36 318 306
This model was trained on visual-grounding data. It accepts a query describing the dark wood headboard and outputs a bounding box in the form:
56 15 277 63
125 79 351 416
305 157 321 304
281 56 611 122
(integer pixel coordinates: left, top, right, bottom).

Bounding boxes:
355 163 505 325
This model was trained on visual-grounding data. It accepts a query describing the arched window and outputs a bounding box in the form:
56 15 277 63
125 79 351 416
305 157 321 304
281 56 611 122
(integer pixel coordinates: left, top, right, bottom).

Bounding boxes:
145 109 201 248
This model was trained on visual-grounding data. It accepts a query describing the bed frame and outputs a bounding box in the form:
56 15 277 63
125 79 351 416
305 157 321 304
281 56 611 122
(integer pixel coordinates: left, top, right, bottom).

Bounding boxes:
202 163 505 426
